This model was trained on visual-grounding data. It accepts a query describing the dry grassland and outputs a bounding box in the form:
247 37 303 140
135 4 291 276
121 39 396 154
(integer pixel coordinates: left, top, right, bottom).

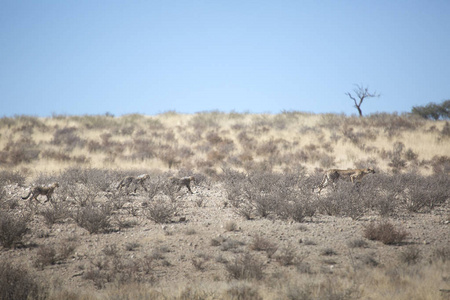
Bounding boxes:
0 112 449 300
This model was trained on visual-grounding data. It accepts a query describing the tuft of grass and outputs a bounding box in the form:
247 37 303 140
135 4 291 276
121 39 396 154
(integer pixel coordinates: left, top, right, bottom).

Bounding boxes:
249 235 278 258
347 238 369 248
225 253 265 280
224 220 238 232
399 246 421 265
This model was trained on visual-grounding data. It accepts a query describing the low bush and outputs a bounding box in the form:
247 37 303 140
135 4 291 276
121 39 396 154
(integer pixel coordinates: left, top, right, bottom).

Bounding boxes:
0 259 46 300
0 210 30 248
72 204 112 234
220 238 246 252
191 254 210 272
399 246 421 265
249 235 278 258
225 253 265 280
430 155 450 174
82 256 151 289
363 220 409 245
431 245 450 262
222 168 314 221
275 243 302 266
224 283 262 300
34 245 57 269
347 239 369 248
143 199 177 224
40 202 70 227
0 170 26 186
51 126 85 150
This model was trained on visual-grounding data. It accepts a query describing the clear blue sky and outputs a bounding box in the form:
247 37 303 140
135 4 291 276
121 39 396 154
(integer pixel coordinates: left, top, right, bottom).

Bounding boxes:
1 1 449 117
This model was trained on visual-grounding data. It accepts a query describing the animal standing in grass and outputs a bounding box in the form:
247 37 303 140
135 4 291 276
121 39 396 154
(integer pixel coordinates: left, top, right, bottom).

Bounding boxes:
117 174 150 194
22 182 60 203
314 168 375 194
169 176 195 194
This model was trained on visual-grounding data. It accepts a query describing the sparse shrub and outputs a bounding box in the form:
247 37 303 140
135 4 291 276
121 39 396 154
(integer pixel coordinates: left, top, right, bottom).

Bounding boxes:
224 283 262 300
2 138 40 165
0 210 30 248
143 198 177 224
103 244 119 257
51 126 85 150
347 239 368 248
73 204 112 234
83 254 154 289
256 139 279 156
318 153 336 169
58 239 77 261
388 156 407 173
287 199 316 222
431 245 450 262
0 259 46 300
178 287 214 299
404 148 418 161
205 131 223 145
224 220 238 232
207 150 226 163
125 242 140 251
34 245 57 269
223 169 309 221
221 238 246 252
159 147 181 169
316 193 342 217
276 243 301 266
303 239 317 246
61 167 114 192
64 183 99 207
388 141 407 173
399 172 450 212
225 253 265 280
430 155 450 174
286 284 314 300
40 202 70 227
363 220 409 245
149 245 171 260
191 254 210 272
358 253 379 267
210 236 225 247
373 193 398 217
106 191 131 210
236 203 254 220
320 247 338 256
249 235 278 258
130 138 157 161
399 246 421 265
0 170 26 186
340 192 367 220
184 228 197 235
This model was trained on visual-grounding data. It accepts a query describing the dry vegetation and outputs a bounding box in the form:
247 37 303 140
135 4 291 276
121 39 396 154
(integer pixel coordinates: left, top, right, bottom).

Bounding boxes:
0 111 449 299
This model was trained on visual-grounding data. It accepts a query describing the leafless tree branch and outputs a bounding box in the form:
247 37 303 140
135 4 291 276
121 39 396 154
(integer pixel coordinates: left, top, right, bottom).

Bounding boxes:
345 84 380 117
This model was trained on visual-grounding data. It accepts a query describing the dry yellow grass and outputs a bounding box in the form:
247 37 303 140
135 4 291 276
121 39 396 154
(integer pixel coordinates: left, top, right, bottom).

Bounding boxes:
0 112 449 299
1 112 447 177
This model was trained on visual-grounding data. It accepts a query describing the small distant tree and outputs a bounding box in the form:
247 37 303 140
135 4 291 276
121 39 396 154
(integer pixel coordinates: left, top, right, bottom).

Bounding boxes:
345 84 380 117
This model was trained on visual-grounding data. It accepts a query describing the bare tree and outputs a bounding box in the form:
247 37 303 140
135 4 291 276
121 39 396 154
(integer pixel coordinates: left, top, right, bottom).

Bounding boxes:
345 84 380 117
